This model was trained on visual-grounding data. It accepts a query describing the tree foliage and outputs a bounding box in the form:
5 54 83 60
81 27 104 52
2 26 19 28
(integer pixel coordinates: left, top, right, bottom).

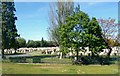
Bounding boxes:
27 40 35 48
98 18 118 38
16 37 26 48
0 2 2 49
26 37 55 48
59 5 106 60
97 18 119 56
2 2 19 58
97 18 118 46
87 17 106 56
48 0 74 46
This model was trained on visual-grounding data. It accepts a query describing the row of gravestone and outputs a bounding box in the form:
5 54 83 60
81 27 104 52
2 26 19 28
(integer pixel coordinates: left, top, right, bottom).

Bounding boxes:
3 46 119 59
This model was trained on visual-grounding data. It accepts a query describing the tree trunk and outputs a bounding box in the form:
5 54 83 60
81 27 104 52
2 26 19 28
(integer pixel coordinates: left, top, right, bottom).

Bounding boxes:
2 49 4 58
91 52 95 57
76 49 79 61
107 46 112 57
14 48 17 54
101 35 112 57
104 39 112 57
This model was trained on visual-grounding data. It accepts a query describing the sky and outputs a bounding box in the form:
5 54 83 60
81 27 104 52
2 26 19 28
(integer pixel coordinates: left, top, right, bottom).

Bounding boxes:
14 2 118 41
14 0 119 2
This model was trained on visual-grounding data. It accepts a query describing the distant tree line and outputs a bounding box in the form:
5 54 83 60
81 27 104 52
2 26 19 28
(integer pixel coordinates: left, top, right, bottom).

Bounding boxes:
16 37 58 48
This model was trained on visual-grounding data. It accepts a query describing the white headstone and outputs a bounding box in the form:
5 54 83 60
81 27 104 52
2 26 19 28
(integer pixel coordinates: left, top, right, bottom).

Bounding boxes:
60 52 62 59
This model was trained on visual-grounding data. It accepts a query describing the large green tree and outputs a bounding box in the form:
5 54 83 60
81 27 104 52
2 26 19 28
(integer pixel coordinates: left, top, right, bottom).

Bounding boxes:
2 2 19 58
59 5 88 60
59 5 106 61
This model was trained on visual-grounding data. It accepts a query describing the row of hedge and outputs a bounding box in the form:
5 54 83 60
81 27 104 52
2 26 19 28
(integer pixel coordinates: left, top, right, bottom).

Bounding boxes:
71 56 118 65
3 55 118 65
9 57 41 63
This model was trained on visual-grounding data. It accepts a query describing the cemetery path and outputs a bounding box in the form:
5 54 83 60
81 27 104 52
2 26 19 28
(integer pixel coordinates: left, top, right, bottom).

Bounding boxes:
5 54 30 58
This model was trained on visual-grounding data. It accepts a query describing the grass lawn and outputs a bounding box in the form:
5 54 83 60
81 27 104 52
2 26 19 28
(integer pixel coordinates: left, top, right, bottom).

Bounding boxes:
27 50 42 56
0 62 1 74
2 62 118 74
2 51 119 74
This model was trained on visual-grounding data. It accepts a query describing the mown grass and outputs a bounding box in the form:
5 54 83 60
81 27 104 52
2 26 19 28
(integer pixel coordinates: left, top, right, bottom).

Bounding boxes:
2 62 118 74
2 51 119 74
27 50 42 56
0 62 2 74
40 58 72 64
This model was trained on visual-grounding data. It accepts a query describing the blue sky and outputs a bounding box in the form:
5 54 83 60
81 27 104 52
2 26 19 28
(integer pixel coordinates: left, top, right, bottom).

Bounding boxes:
14 2 118 41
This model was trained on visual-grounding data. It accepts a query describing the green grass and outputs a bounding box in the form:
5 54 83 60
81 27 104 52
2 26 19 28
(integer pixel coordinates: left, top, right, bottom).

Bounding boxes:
2 62 118 74
0 62 1 74
27 50 42 56
2 51 119 74
40 58 72 64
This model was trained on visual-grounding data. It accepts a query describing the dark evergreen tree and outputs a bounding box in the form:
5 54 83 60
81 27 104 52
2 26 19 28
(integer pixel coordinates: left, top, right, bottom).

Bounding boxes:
0 2 2 51
41 37 48 47
2 2 19 58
